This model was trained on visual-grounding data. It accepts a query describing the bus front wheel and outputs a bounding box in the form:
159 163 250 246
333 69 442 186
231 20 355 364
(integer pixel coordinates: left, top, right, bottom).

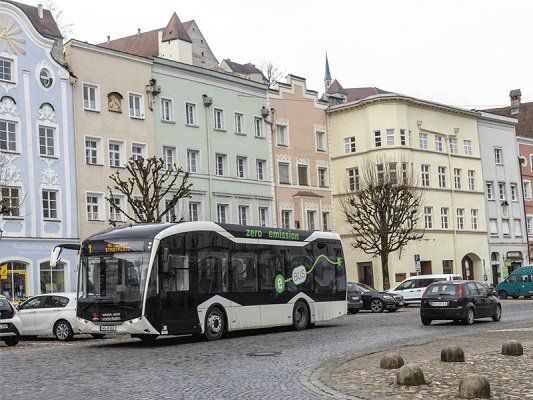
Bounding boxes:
293 300 309 331
205 307 225 341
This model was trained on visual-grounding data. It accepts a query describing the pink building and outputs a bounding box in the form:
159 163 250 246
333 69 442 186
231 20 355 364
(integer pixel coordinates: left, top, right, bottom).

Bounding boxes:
268 75 333 231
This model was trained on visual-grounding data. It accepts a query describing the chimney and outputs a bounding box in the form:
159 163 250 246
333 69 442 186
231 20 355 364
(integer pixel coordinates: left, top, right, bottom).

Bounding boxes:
107 35 110 44
510 89 521 115
137 28 141 37
37 3 43 19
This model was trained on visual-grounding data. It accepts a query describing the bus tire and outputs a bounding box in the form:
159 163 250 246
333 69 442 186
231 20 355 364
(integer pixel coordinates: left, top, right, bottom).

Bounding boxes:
204 307 225 341
292 300 309 331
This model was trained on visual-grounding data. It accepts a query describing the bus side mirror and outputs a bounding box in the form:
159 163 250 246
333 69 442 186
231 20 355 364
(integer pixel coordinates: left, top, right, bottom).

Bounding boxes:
161 246 170 274
50 246 63 267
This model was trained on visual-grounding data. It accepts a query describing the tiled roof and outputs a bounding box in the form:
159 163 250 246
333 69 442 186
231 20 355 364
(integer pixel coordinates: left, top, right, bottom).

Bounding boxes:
326 79 393 102
485 102 533 139
223 59 262 75
161 12 191 43
8 0 62 39
326 79 346 95
293 191 324 198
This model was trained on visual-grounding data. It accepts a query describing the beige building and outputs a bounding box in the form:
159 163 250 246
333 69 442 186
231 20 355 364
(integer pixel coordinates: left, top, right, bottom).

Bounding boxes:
328 93 490 290
65 40 155 239
268 75 332 231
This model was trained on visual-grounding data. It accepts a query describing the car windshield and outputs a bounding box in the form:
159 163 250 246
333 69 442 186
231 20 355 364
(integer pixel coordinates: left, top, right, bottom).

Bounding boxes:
355 283 375 292
427 284 458 296
347 283 360 292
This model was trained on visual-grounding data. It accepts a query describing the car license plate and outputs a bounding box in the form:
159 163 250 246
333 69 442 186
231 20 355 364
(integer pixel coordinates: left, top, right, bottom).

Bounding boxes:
0 323 8 329
100 325 116 332
430 301 448 307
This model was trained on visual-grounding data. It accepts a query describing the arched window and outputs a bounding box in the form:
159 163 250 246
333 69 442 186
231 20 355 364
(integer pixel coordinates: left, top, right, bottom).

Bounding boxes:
0 261 28 301
491 252 500 262
39 261 65 294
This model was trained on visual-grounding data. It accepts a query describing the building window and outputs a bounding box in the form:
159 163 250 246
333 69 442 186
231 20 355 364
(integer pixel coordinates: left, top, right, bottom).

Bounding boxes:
298 164 309 186
39 261 65 294
187 150 199 173
388 162 397 183
498 182 506 200
441 207 449 229
86 195 101 220
214 108 224 130
161 98 173 121
131 143 145 161
164 199 178 222
42 190 58 220
83 84 98 111
307 210 316 230
442 260 454 274
0 58 12 82
502 219 510 236
468 170 475 191
449 138 458 154
347 168 359 191
259 207 268 227
510 184 518 201
238 205 249 225
523 181 532 199
109 196 123 222
435 135 443 152
254 117 262 137
421 164 430 187
38 126 55 157
163 146 176 169
401 163 409 183
318 167 328 187
527 216 533 236
256 159 266 180
489 219 498 236
128 93 143 118
278 162 290 184
276 125 288 146
216 153 227 176
217 204 228 223
438 166 446 188
471 209 478 230
514 219 522 237
0 120 16 152
234 112 244 134
456 208 464 230
494 147 503 165
322 212 331 231
185 102 196 125
344 136 356 153
400 129 407 146
85 138 100 165
281 210 291 229
374 130 382 147
1 187 20 216
376 163 385 184
316 131 326 151
237 156 248 178
464 140 472 155
424 206 433 229
419 133 428 149
386 129 394 146
108 141 122 167
189 201 201 221
486 182 494 200
454 168 461 190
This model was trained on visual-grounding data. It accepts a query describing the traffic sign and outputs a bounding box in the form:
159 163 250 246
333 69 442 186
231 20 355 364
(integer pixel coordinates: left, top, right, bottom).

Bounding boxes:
414 254 421 273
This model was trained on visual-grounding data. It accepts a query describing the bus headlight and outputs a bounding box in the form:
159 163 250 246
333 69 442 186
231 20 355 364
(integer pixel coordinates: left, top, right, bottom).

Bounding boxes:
129 318 141 324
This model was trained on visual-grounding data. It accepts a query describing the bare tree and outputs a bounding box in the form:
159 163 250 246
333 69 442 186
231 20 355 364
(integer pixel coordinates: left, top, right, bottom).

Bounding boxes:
43 1 74 39
106 156 192 224
259 61 283 88
0 153 9 215
340 159 424 290
0 153 24 218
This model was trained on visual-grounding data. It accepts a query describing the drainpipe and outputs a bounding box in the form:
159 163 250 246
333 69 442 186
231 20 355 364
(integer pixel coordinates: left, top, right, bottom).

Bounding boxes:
518 156 530 263
203 95 213 220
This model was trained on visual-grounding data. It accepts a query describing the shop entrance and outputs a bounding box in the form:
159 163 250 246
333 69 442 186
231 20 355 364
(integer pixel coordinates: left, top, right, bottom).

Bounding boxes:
357 263 374 287
0 261 28 302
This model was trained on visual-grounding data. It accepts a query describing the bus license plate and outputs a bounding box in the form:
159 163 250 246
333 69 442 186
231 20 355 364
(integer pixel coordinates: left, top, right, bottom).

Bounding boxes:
100 325 116 332
430 301 448 307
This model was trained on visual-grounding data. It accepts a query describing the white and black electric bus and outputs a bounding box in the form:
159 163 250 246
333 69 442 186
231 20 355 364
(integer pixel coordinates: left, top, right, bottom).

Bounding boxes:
56 221 346 342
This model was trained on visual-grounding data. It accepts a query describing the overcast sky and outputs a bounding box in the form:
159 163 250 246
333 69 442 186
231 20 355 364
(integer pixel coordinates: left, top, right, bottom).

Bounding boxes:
28 0 532 109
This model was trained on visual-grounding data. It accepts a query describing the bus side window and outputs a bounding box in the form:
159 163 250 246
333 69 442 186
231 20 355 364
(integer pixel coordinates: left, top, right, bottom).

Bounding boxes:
198 251 228 294
313 242 336 293
163 255 189 292
285 247 313 292
230 252 258 292
333 243 346 292
259 252 282 291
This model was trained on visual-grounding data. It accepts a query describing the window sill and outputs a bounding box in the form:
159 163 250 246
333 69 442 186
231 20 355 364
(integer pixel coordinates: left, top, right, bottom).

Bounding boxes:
276 144 289 148
161 119 176 124
129 115 145 120
40 155 59 160
185 123 199 128
87 219 106 222
109 165 126 169
234 132 246 136
254 135 265 139
84 108 100 113
86 162 104 167
2 216 23 220
0 150 20 155
0 79 16 85
316 149 327 152
43 219 61 223
214 128 226 133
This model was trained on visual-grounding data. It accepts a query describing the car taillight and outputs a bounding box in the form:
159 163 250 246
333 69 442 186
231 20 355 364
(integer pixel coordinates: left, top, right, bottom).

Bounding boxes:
458 284 463 299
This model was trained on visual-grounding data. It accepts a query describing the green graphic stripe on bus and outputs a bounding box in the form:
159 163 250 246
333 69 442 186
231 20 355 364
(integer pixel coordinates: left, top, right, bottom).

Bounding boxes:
274 254 343 294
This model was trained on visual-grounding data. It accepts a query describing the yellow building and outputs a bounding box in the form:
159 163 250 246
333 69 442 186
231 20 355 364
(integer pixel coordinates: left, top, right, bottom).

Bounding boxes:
327 93 490 290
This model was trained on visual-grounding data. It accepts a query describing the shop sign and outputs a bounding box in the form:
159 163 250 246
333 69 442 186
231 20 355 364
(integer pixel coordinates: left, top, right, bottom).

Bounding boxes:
0 264 7 280
506 251 523 260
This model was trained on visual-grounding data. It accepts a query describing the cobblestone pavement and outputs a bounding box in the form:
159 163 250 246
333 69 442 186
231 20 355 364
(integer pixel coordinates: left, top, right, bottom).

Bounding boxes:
1 299 532 400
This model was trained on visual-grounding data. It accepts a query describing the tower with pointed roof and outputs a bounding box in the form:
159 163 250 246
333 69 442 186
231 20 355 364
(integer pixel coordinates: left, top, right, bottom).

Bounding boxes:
324 52 332 92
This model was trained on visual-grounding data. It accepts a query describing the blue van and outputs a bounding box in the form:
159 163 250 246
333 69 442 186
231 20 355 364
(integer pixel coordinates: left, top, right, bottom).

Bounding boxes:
496 266 533 299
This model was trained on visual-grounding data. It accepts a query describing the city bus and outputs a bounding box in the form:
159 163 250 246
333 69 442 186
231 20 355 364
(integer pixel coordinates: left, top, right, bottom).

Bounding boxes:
51 221 346 342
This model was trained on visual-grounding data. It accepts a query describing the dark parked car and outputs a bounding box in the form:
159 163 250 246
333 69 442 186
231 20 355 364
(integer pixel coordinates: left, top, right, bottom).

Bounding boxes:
347 283 363 313
420 280 501 326
350 283 405 313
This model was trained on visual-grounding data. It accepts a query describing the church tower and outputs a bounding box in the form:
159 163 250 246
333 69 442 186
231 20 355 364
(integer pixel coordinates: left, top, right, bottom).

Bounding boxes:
324 52 332 92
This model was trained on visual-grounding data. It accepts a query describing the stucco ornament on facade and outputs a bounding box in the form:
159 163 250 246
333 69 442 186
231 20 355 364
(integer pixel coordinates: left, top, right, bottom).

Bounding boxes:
0 16 25 55
37 103 56 123
276 154 291 162
305 202 319 210
296 157 309 165
279 202 294 210
41 163 59 186
316 159 329 167
314 124 326 132
0 96 18 117
275 117 289 126
0 157 21 185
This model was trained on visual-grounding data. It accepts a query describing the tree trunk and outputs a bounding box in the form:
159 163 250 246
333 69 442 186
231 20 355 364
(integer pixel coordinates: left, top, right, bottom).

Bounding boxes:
381 251 390 291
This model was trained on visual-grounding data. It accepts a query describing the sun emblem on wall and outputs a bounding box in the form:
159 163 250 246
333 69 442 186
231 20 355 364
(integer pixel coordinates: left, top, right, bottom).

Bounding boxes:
0 15 25 55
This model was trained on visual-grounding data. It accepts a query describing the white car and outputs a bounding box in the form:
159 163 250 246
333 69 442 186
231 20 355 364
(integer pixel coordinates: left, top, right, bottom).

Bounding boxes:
0 295 22 346
16 292 89 341
388 274 461 304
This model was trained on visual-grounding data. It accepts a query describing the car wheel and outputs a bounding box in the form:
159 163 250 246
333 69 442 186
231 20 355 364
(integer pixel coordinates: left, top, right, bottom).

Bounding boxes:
511 295 519 300
4 336 20 346
498 291 507 300
421 318 432 326
351 309 359 314
388 308 398 312
464 308 475 325
205 306 225 341
370 298 384 313
492 304 502 322
54 320 74 341
91 334 106 339
293 300 310 331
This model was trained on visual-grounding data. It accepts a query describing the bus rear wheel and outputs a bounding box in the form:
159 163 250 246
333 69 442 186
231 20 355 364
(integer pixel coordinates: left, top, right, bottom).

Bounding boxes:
205 307 225 341
293 300 309 331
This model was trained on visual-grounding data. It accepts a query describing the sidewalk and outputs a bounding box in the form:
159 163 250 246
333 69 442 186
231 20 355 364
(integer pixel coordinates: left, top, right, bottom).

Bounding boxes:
312 324 533 399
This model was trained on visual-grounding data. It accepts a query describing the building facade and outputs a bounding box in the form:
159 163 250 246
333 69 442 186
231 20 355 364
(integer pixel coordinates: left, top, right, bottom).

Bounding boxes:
477 112 527 284
0 1 78 300
328 94 490 290
268 75 332 230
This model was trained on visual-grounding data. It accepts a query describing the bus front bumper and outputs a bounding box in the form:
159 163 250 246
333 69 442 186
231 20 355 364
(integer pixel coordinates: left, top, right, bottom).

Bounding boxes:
77 316 159 335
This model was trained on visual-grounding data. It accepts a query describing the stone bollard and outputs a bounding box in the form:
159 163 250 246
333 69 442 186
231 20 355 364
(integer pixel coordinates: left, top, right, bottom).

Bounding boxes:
396 364 425 386
459 375 490 399
441 345 465 362
380 352 405 369
501 340 524 356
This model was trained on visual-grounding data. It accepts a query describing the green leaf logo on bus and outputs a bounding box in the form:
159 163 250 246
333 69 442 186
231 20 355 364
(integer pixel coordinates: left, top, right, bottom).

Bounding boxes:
274 255 343 294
